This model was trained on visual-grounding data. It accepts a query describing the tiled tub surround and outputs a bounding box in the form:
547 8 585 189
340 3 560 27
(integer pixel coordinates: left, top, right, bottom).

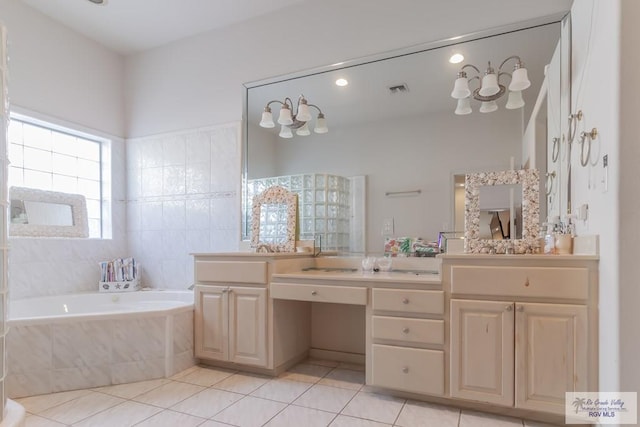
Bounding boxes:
6 291 195 398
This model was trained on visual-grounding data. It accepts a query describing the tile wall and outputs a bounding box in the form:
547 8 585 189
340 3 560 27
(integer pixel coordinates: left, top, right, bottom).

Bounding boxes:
6 309 194 398
126 123 241 289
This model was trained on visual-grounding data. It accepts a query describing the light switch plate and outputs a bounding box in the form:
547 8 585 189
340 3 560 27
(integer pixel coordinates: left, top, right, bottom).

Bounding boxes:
382 217 394 236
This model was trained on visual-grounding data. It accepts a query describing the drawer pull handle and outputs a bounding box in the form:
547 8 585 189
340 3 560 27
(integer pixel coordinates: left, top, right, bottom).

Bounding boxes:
505 305 513 312
402 298 409 304
525 278 530 287
517 305 524 312
311 291 318 296
402 366 409 374
402 327 410 334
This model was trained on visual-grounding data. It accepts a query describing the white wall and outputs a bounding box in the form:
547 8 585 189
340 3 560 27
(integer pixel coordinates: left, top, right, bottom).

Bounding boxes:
0 2 128 299
618 0 640 400
0 0 125 137
569 0 640 398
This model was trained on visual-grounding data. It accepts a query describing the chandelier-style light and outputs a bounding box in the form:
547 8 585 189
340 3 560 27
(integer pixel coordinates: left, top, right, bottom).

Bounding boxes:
450 55 531 115
259 94 328 138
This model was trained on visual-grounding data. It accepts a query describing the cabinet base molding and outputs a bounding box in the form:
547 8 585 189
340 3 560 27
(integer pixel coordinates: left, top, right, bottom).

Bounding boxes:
361 387 567 426
197 350 309 377
308 348 366 365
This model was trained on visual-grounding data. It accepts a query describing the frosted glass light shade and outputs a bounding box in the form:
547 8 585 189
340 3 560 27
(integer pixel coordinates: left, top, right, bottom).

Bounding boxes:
509 67 531 91
505 90 525 109
279 125 293 138
479 100 498 113
451 77 471 99
454 97 472 115
479 73 500 96
277 105 293 125
259 110 275 128
314 115 328 134
296 122 311 136
296 102 312 122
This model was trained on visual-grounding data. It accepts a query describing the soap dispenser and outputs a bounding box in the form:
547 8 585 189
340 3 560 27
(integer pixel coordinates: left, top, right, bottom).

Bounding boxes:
543 222 555 255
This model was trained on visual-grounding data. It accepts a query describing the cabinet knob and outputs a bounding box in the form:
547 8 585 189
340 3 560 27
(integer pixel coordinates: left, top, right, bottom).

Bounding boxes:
402 366 409 374
524 278 530 287
402 327 410 334
222 288 229 293
311 291 318 296
505 305 513 311
517 305 524 312
402 298 409 304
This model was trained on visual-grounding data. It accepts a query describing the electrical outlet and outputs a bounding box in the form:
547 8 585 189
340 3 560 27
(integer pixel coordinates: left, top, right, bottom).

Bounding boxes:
382 217 394 236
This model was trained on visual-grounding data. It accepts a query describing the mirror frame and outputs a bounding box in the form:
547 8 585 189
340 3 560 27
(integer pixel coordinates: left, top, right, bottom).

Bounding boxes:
251 185 297 252
9 187 89 238
464 169 540 254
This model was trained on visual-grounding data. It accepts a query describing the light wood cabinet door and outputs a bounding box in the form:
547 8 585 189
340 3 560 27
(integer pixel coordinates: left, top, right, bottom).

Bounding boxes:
450 299 514 406
195 285 228 361
228 287 268 367
515 302 587 414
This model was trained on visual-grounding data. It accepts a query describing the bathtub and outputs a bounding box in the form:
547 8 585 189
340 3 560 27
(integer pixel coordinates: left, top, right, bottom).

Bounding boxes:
6 290 195 398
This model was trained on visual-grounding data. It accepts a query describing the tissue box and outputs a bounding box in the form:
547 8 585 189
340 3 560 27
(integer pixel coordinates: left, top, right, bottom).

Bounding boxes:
99 278 140 292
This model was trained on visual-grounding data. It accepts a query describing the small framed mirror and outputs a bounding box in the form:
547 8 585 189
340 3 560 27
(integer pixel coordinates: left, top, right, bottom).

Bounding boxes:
9 187 89 238
251 186 297 252
464 169 539 254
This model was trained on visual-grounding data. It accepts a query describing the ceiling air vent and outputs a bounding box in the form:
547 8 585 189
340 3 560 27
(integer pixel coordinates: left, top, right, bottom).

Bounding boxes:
388 83 409 94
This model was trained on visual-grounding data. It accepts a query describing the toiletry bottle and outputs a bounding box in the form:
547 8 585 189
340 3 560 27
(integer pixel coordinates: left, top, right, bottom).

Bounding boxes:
544 223 555 254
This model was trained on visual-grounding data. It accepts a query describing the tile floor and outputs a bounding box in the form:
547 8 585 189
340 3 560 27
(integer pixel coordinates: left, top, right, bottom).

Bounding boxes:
17 359 557 427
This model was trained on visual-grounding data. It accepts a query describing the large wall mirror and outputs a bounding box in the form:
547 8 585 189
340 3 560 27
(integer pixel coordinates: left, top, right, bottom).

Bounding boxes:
243 14 570 254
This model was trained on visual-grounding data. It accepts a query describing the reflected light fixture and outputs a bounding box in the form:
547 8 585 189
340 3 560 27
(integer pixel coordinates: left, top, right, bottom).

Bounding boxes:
450 55 531 115
259 94 328 137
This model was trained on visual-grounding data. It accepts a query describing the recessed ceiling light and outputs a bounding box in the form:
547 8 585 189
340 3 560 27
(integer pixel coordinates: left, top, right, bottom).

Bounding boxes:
449 53 464 64
335 78 348 87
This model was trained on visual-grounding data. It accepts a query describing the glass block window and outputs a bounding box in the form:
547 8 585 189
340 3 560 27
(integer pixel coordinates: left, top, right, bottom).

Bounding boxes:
7 116 104 238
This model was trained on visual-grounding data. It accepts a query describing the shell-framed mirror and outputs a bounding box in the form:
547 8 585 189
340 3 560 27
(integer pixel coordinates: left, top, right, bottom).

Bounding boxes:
251 186 297 252
464 169 540 254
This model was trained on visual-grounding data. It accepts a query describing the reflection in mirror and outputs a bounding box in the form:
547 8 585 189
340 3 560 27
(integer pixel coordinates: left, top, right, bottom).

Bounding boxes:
477 183 522 239
251 186 297 252
465 169 539 254
9 187 89 238
244 17 564 254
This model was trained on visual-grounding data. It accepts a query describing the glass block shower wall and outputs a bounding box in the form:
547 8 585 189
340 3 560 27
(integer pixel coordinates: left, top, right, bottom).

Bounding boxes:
246 174 351 251
0 25 8 421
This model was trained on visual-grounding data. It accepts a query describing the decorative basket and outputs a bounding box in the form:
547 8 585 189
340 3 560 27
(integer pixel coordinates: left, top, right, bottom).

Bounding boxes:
99 278 141 292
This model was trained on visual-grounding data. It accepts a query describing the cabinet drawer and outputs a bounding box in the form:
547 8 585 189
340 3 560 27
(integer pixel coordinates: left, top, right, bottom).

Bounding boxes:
372 316 444 345
195 261 267 284
270 282 367 305
372 289 443 315
450 266 588 299
371 344 444 396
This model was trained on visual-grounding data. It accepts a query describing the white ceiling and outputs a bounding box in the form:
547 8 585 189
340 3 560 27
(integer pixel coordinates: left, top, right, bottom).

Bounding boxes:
20 0 572 56
21 0 308 54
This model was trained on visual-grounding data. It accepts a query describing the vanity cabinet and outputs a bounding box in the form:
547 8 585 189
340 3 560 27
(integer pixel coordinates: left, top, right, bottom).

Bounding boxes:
445 256 597 416
195 285 267 367
369 288 445 396
450 299 587 412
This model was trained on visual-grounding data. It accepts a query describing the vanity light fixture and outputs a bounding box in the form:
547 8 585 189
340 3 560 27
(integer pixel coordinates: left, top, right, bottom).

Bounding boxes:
259 94 328 138
450 55 531 115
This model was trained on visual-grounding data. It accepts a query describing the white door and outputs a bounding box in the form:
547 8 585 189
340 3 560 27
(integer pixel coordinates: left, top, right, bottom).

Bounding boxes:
450 299 514 406
515 302 587 414
228 287 268 367
194 285 228 361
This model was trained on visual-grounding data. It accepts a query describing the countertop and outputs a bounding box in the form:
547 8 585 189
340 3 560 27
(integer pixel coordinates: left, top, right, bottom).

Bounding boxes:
272 269 441 284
